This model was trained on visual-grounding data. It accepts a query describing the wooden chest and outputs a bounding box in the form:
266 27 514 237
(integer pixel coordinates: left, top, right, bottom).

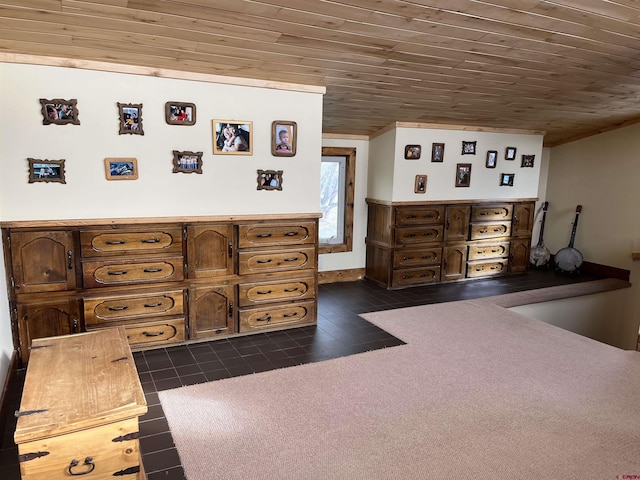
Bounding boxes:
14 327 147 479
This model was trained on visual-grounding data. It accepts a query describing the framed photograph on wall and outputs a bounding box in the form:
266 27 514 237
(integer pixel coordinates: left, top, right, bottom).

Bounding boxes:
117 102 144 135
104 158 138 180
431 143 445 162
414 174 427 194
272 121 296 156
213 120 252 155
521 154 535 168
39 98 79 125
505 146 517 160
165 102 196 125
455 163 472 187
486 150 497 168
404 144 421 159
28 158 66 184
257 169 283 190
173 150 203 174
500 173 515 186
461 141 476 155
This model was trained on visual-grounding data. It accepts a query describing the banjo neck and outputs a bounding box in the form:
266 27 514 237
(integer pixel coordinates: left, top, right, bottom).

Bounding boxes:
536 201 548 247
567 205 582 248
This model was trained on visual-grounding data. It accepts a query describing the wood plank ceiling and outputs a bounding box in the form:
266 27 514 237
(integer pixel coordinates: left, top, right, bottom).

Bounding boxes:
2 0 640 146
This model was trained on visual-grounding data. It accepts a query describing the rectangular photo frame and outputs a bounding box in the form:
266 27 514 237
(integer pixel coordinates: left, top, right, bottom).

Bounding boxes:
414 174 427 194
486 150 497 168
461 141 477 155
404 144 421 159
173 150 203 174
455 163 472 187
117 102 144 135
505 146 517 160
257 169 283 190
104 158 138 180
28 158 66 184
272 121 296 156
500 173 515 186
165 102 196 126
39 98 79 125
431 143 445 162
213 120 252 155
521 154 535 168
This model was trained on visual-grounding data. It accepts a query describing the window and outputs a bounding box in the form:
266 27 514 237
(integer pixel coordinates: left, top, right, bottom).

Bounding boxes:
319 147 355 254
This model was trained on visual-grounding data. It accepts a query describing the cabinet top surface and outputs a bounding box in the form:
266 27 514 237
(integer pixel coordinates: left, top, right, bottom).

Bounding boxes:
14 327 147 444
1 212 322 229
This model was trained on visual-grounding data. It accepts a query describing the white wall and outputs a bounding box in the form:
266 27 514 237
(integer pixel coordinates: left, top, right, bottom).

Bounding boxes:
0 63 323 220
367 129 396 201
319 136 370 272
545 123 640 344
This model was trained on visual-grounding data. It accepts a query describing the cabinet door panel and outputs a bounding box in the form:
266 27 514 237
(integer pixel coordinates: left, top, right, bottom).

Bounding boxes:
442 246 467 282
188 285 236 339
512 202 535 237
510 239 531 273
17 299 80 363
445 206 470 242
187 225 234 278
10 231 76 293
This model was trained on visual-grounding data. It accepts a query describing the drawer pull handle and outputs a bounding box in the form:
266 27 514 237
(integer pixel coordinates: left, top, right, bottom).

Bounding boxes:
107 270 128 275
405 215 417 219
107 305 129 311
105 240 126 245
144 302 163 308
141 238 161 243
403 256 414 260
142 331 164 337
256 259 272 264
404 234 416 238
283 312 298 318
480 212 488 215
68 457 95 476
143 268 163 273
284 287 299 292
257 290 273 295
67 250 73 270
256 233 272 238
284 257 299 262
256 315 272 322
284 231 299 237
479 229 488 234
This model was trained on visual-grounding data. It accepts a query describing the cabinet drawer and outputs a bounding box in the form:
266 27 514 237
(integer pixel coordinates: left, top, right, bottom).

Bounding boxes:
81 227 183 257
393 248 441 268
238 247 316 275
471 204 512 222
82 256 184 288
84 290 184 325
121 318 185 347
238 222 316 248
467 259 508 278
239 300 316 332
16 417 142 480
467 242 510 260
395 206 445 226
395 226 444 246
238 278 316 307
469 223 511 240
392 266 441 287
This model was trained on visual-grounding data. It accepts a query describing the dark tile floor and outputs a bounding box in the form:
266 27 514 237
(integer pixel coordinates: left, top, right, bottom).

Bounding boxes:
0 269 603 479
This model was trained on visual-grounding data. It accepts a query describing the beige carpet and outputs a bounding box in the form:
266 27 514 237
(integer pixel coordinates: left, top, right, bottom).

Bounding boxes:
158 299 640 479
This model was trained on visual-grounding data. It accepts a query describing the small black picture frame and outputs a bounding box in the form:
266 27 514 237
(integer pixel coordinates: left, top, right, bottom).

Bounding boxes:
165 102 196 126
461 141 476 155
521 154 535 168
272 121 297 157
28 158 66 184
173 150 203 174
404 144 421 160
505 146 517 160
486 150 497 168
431 143 445 162
39 99 79 125
257 169 283 190
455 163 472 187
500 173 515 186
117 102 144 135
414 175 427 194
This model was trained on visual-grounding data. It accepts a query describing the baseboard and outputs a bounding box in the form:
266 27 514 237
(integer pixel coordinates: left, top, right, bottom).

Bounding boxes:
318 268 365 284
581 261 630 282
0 350 18 440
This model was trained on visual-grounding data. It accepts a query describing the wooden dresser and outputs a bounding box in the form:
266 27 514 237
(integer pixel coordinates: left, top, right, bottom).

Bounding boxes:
365 199 534 289
14 327 147 479
1 214 320 365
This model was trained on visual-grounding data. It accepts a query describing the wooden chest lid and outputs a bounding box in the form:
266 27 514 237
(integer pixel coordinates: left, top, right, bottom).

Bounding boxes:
14 327 147 444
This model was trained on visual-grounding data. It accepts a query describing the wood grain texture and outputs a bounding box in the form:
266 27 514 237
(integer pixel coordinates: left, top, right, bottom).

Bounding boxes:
2 1 640 145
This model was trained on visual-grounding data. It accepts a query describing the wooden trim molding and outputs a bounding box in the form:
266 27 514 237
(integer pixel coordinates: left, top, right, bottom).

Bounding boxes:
369 121 545 140
318 268 365 284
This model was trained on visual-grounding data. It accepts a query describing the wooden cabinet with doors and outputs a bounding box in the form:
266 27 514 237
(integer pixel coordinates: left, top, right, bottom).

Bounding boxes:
365 199 535 289
2 214 319 365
